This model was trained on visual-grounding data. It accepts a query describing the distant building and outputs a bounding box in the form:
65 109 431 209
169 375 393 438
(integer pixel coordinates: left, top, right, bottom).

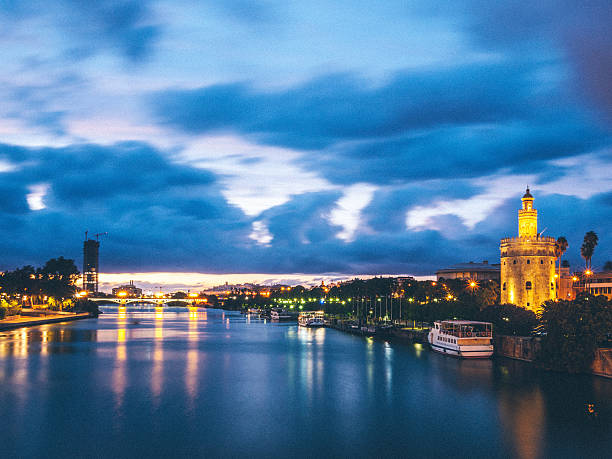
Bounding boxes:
112 280 142 297
83 238 100 293
436 261 500 281
557 265 576 300
500 188 556 311
585 271 612 300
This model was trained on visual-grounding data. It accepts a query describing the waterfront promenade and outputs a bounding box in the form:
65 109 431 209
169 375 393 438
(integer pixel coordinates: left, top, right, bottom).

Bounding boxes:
0 311 91 331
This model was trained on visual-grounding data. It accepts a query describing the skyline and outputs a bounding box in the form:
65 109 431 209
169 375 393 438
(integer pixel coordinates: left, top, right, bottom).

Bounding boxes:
1 2 611 281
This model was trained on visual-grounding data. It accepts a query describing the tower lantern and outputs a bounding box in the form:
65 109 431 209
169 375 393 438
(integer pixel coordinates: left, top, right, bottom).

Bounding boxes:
518 187 537 238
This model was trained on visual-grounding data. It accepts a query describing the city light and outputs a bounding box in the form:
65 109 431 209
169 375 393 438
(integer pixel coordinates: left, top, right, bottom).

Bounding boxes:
117 291 127 297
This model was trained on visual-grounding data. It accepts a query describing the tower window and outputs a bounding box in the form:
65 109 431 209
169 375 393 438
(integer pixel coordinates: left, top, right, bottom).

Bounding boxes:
527 259 530 264
527 302 530 307
551 282 554 290
503 282 506 291
540 260 544 264
526 281 532 290
513 260 517 264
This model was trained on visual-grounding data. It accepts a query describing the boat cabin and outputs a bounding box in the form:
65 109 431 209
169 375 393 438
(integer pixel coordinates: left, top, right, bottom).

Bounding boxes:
434 320 492 338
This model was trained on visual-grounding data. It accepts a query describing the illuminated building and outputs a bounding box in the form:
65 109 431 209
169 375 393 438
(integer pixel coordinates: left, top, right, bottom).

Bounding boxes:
436 261 500 281
112 280 143 298
500 188 556 311
584 271 612 300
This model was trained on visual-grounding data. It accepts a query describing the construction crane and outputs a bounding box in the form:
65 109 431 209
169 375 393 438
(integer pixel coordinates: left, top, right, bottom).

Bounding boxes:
95 232 108 241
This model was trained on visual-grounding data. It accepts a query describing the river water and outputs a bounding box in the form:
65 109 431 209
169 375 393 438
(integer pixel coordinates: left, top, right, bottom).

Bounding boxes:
0 306 610 458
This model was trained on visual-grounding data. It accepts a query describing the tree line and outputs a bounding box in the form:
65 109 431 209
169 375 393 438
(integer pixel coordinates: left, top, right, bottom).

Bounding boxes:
0 257 80 315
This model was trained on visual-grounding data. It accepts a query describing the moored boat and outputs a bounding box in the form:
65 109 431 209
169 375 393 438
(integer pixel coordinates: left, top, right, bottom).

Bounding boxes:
298 311 325 327
428 320 493 358
270 308 298 321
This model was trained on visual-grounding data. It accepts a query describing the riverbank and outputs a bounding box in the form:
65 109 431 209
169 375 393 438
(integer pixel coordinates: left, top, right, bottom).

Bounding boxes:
494 334 612 379
0 311 92 331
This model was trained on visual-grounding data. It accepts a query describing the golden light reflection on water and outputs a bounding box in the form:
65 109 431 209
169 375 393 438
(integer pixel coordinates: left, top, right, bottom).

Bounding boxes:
152 307 164 401
41 329 49 356
498 387 545 459
186 307 199 404
113 311 128 412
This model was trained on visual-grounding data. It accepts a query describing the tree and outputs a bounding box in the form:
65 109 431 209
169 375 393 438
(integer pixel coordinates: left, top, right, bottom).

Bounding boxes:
537 294 612 373
580 231 599 270
555 236 568 291
40 257 80 300
478 303 538 336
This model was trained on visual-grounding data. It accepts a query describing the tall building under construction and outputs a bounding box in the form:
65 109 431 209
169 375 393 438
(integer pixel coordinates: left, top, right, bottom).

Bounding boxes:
83 237 100 293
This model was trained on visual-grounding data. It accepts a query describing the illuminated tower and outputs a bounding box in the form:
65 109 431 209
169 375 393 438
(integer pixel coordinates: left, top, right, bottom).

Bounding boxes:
83 237 100 293
500 188 557 312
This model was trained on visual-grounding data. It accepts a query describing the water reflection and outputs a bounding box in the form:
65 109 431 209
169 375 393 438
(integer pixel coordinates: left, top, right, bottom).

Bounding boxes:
152 307 164 401
0 307 609 458
498 387 545 459
185 307 199 405
113 313 127 413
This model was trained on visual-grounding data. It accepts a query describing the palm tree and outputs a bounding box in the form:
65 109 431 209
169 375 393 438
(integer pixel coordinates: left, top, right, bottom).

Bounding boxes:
555 236 568 295
581 231 598 293
580 231 599 271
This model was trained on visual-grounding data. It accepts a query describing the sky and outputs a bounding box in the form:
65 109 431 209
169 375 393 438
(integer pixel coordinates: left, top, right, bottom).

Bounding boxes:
0 1 611 290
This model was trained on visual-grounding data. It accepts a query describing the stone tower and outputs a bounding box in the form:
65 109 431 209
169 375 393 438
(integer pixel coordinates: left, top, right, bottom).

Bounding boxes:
500 188 557 312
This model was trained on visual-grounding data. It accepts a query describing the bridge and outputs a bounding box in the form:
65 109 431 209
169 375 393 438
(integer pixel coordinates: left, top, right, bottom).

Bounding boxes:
89 297 208 306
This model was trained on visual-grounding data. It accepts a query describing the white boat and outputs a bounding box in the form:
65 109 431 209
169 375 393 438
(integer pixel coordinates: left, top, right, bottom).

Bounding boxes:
298 311 325 327
270 308 298 321
428 320 493 358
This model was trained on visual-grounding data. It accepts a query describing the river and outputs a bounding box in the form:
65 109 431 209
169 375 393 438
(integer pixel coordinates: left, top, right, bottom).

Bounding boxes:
0 306 610 458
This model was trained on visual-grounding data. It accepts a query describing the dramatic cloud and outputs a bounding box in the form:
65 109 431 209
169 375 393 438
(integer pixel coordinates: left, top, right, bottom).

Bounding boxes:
0 1 610 284
0 1 160 62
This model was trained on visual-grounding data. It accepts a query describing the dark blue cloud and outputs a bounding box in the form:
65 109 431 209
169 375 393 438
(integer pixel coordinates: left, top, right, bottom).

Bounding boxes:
0 141 250 271
0 1 160 62
153 64 541 149
430 1 612 123
1 139 610 276
153 62 610 185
